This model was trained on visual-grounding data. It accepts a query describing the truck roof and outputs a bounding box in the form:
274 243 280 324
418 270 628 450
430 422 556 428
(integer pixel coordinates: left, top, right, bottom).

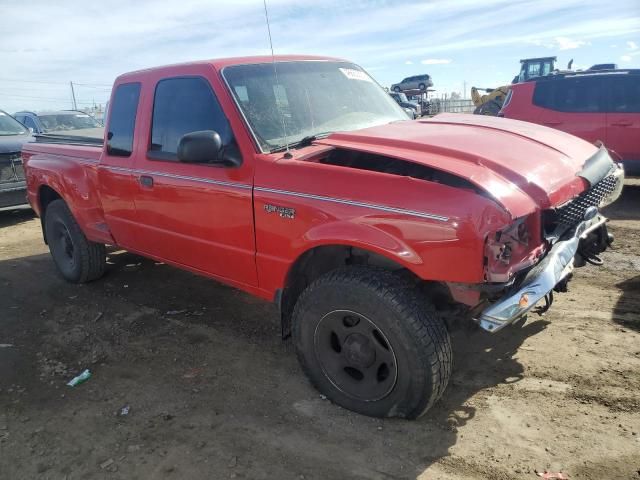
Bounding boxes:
116 55 346 82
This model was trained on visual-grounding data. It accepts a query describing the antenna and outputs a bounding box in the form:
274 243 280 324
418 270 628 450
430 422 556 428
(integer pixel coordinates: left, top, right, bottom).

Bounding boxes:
263 0 290 156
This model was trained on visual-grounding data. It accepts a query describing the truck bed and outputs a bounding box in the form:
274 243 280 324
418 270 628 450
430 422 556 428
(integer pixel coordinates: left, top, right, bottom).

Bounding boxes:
23 140 103 162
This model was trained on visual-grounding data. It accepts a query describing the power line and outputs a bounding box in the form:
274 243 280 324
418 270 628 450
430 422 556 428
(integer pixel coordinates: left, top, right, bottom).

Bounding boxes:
0 78 112 87
0 93 109 105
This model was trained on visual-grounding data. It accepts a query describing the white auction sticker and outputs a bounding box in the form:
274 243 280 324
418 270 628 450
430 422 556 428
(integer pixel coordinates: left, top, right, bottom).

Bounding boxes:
339 68 373 83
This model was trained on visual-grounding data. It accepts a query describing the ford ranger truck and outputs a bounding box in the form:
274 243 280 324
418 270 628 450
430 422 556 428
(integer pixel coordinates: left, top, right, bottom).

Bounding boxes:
22 56 624 419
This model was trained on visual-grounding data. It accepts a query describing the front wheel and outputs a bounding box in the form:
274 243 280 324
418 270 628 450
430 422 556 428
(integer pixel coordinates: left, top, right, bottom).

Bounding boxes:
44 199 106 283
393 86 401 92
292 267 452 419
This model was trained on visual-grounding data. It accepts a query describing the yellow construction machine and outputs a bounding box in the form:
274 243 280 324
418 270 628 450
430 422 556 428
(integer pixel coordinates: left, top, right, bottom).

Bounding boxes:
471 57 558 115
470 86 510 115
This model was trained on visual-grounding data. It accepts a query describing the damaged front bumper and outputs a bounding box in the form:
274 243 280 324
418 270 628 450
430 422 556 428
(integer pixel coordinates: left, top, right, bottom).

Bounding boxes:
475 213 610 332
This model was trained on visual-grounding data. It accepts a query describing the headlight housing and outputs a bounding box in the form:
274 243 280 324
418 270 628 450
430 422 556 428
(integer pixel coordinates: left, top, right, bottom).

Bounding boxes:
599 164 624 209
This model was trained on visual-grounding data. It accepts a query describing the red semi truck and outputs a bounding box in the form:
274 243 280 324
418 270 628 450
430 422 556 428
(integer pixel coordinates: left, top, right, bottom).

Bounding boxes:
23 56 624 419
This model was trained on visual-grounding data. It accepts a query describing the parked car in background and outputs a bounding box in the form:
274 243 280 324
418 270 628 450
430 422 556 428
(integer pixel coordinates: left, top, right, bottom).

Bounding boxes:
0 110 32 208
500 69 640 173
389 91 421 117
13 110 104 139
391 74 433 92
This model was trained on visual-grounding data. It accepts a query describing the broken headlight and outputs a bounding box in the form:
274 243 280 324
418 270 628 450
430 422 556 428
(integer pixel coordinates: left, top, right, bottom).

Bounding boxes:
598 164 625 209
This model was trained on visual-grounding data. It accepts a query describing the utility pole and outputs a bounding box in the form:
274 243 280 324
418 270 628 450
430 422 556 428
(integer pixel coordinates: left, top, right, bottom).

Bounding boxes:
70 81 77 110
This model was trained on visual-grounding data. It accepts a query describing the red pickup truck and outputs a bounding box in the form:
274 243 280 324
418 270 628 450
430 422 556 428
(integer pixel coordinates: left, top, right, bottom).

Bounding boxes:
23 55 624 419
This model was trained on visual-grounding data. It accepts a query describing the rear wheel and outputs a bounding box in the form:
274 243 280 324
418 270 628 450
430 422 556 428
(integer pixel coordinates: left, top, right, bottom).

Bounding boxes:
419 83 426 90
292 267 452 419
44 199 106 283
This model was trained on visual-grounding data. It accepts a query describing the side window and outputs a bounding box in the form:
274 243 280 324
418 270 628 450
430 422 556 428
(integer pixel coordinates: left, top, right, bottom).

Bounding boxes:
24 117 38 131
534 78 604 113
14 115 25 124
532 81 553 109
609 76 640 113
552 77 602 113
107 82 141 157
149 77 232 159
527 63 541 78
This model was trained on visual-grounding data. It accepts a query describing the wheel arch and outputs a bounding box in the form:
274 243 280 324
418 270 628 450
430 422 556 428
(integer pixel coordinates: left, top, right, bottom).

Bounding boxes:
38 185 63 244
277 242 424 339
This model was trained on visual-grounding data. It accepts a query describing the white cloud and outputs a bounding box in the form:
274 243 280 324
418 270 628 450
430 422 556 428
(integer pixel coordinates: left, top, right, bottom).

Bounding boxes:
0 0 639 112
529 36 590 50
627 40 638 50
621 55 633 62
420 59 452 65
554 36 589 50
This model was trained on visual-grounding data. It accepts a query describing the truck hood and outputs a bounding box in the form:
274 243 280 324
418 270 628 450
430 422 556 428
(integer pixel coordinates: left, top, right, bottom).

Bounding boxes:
0 132 33 154
318 113 611 218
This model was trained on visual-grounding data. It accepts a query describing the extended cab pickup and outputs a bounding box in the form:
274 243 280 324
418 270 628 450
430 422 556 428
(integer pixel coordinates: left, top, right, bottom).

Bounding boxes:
23 56 624 419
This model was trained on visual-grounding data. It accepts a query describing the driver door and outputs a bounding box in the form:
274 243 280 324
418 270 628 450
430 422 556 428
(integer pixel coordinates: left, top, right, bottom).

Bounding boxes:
131 72 257 286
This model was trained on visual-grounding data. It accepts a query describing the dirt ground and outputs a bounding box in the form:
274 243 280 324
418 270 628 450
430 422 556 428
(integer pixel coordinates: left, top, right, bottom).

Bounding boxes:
1 181 639 480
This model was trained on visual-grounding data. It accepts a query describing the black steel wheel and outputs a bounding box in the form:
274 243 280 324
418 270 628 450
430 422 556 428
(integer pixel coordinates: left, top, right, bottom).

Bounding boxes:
393 86 401 92
418 83 426 90
44 199 106 283
314 309 398 402
292 267 452 419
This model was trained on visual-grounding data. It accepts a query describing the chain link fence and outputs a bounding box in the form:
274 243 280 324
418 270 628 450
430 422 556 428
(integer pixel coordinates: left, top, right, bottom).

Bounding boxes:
423 98 475 115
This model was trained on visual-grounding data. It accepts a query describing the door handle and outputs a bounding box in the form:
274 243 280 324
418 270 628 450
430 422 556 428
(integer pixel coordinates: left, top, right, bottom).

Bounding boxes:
543 121 562 126
611 120 632 126
139 175 154 188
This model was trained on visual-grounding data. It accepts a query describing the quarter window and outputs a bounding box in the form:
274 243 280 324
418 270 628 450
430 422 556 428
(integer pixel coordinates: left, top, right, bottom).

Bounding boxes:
149 77 232 159
107 82 141 157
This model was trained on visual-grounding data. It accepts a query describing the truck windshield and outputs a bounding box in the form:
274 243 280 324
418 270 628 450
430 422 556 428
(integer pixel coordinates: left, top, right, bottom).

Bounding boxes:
0 111 27 136
39 113 102 132
223 61 408 152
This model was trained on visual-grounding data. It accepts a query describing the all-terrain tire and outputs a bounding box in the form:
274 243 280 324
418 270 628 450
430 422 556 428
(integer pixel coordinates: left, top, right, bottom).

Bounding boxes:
292 267 452 419
44 199 106 283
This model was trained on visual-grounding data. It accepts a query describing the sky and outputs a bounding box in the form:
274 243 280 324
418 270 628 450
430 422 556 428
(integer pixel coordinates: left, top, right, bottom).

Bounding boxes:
1 0 639 113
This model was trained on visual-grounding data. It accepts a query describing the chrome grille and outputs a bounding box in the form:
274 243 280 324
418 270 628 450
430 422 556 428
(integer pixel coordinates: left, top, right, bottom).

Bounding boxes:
556 174 618 228
13 158 25 180
0 152 22 183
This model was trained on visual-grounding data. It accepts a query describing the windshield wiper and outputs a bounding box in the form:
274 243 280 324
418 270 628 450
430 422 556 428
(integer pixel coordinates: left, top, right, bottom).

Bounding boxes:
270 132 332 153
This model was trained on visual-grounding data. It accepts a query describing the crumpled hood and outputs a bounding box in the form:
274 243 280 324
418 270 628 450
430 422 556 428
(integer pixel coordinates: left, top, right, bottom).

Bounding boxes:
318 113 609 218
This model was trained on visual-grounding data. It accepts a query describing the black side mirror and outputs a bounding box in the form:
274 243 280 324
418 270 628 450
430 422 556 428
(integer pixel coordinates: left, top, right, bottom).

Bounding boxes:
177 130 224 164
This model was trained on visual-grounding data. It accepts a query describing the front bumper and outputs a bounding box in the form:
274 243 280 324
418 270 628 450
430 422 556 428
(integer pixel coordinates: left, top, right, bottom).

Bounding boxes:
475 214 609 332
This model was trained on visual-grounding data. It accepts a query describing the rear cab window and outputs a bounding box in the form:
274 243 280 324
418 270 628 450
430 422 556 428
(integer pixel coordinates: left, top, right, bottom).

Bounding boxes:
106 82 141 157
